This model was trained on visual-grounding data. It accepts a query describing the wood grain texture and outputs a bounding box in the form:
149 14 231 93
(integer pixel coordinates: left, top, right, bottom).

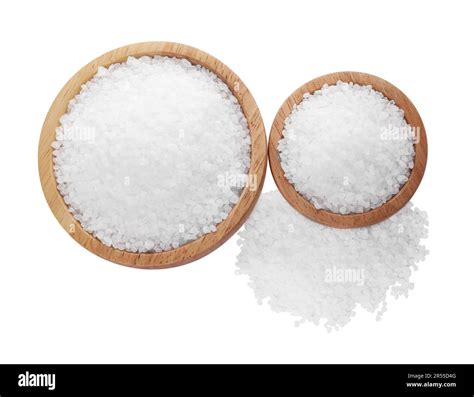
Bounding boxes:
269 71 427 228
38 42 267 269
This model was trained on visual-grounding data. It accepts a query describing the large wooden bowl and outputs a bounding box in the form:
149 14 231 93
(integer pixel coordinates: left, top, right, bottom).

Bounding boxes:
38 42 267 269
269 71 427 228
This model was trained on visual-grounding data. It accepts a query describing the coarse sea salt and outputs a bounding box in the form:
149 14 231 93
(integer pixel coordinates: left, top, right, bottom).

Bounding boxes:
52 56 251 253
236 191 429 331
278 81 416 214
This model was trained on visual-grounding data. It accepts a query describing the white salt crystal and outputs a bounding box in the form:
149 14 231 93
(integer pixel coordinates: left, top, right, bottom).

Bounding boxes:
235 191 429 331
53 56 251 253
278 81 415 214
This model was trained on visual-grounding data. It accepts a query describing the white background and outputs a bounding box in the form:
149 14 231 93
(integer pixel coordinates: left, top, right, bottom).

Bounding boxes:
0 0 472 364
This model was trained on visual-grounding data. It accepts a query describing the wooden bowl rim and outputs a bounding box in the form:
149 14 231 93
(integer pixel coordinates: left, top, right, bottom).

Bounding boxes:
268 71 427 229
38 41 267 269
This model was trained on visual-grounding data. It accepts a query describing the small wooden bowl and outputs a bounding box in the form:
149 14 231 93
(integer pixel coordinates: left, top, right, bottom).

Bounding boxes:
38 42 267 269
269 71 427 228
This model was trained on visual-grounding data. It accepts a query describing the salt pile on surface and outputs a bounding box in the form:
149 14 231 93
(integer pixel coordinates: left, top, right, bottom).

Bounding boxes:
236 191 429 330
52 56 251 253
278 81 415 214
